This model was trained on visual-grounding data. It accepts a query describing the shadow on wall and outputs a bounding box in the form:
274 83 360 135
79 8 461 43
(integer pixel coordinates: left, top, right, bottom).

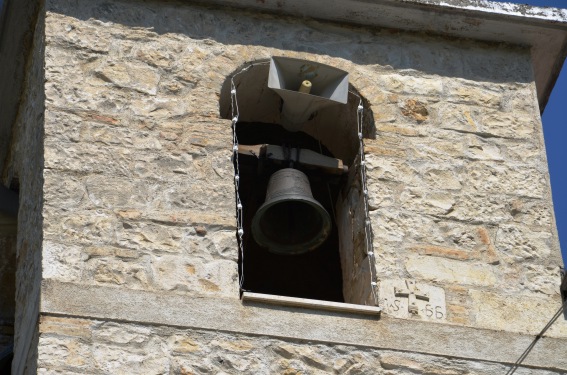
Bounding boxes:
0 344 13 374
47 0 533 85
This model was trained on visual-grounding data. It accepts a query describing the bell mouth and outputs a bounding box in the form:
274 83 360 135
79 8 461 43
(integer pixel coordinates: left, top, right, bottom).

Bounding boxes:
251 168 332 255
252 197 331 255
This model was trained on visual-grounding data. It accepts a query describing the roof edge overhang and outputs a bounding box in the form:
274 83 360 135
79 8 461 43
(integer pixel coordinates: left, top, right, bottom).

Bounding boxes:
190 0 567 113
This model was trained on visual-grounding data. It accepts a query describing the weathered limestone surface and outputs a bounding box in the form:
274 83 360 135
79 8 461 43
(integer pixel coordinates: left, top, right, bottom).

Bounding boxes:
37 316 566 375
26 0 567 372
43 6 239 294
337 157 375 305
362 52 563 333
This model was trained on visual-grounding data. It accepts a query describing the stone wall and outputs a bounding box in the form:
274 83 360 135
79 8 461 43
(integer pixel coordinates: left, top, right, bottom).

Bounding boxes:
37 315 566 375
33 0 567 372
42 1 239 299
365 54 564 333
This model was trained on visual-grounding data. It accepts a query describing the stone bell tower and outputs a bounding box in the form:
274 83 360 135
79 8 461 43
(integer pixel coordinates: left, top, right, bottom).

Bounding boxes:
1 0 567 373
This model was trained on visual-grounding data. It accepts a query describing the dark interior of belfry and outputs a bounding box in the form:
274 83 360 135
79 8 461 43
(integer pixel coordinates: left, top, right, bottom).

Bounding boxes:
236 122 345 302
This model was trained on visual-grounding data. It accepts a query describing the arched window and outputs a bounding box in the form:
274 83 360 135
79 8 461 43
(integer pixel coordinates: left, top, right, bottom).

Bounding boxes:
220 58 377 305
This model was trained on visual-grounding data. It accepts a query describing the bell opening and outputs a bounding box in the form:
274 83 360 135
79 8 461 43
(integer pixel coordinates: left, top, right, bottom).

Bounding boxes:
256 199 330 254
233 122 345 302
221 63 377 305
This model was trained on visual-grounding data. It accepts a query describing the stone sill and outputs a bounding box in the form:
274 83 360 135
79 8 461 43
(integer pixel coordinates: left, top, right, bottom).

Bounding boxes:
241 292 382 316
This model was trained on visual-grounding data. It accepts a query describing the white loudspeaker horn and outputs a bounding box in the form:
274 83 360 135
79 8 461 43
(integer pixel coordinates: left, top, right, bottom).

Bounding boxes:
268 56 349 131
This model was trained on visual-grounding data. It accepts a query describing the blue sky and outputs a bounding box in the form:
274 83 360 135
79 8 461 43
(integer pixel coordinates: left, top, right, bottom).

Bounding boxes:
497 0 567 263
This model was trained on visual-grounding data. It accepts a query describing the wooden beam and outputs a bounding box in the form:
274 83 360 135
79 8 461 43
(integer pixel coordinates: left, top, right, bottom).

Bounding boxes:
237 144 348 175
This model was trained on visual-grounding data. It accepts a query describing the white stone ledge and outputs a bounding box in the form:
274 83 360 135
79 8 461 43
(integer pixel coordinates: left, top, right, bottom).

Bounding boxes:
241 292 382 316
41 280 567 372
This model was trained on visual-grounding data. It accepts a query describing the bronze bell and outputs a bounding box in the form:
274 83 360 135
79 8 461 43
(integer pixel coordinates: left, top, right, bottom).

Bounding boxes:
252 168 331 255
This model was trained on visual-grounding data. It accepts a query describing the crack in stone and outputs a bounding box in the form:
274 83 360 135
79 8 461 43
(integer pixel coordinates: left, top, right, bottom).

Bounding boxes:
440 127 517 140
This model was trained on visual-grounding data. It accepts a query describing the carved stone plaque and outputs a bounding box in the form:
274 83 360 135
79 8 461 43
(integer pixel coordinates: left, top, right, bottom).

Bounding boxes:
379 279 447 321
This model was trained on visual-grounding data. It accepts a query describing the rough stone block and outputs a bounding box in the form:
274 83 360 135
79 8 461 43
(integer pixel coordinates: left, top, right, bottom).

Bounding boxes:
37 336 93 370
406 255 498 287
43 242 84 282
151 255 238 296
495 224 554 262
464 162 546 199
470 290 567 337
447 193 514 224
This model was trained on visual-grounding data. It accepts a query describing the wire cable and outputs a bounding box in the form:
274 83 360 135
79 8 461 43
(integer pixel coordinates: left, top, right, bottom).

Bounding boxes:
230 65 252 291
351 91 379 306
229 61 270 292
505 298 567 375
